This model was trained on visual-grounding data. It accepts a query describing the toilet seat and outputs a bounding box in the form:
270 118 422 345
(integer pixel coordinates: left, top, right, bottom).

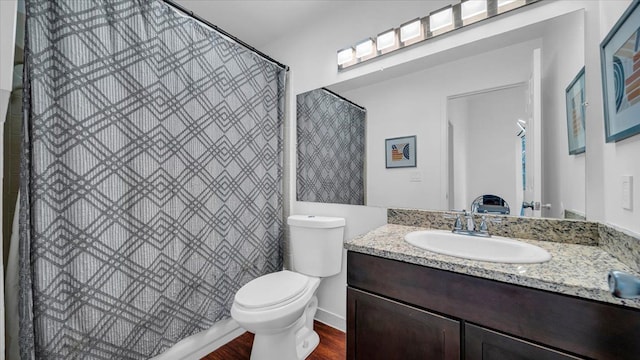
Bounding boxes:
234 270 310 310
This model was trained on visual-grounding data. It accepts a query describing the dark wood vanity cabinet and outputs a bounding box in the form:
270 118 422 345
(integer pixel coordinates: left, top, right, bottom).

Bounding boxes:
347 251 640 360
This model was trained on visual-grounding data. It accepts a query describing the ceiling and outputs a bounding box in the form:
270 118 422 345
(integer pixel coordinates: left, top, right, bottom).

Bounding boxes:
172 1 454 51
174 0 342 49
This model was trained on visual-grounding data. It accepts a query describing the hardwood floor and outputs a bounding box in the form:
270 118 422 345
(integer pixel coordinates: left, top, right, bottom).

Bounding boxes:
201 321 346 360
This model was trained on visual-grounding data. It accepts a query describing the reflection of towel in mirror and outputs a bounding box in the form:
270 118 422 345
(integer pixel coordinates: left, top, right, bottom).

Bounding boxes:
13 64 23 91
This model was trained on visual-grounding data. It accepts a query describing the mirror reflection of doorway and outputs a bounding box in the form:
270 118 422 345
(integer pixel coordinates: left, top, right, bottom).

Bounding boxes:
447 83 529 215
448 121 454 211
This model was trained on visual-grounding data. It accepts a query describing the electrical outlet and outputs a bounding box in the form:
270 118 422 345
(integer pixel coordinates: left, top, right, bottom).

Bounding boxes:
622 176 633 210
410 172 422 182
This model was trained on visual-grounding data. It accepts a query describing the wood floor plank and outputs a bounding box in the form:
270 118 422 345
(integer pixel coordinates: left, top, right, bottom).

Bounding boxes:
201 321 345 360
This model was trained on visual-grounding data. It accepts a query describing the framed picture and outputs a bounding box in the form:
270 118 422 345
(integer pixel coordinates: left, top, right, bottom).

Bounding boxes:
385 135 416 168
565 67 586 155
600 0 640 142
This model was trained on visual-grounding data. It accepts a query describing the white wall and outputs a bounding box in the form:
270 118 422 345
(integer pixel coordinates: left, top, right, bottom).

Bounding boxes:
577 0 640 234
541 10 586 219
0 0 17 135
0 1 17 96
594 1 640 234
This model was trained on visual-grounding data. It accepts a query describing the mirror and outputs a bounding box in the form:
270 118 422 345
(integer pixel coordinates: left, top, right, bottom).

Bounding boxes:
296 10 585 219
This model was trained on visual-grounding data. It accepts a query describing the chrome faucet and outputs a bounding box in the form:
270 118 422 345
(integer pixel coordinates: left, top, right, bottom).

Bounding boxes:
447 210 490 237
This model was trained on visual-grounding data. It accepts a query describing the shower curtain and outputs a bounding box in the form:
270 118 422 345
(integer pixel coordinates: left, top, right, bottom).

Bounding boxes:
18 0 286 358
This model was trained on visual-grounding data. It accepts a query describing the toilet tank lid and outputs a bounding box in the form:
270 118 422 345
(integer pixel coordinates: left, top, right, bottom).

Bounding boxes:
287 215 345 228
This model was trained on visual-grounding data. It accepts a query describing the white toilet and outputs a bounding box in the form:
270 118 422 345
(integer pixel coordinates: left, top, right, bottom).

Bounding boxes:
231 215 346 360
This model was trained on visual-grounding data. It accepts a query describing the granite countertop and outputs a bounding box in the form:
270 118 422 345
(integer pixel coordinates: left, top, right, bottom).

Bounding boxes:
344 223 640 309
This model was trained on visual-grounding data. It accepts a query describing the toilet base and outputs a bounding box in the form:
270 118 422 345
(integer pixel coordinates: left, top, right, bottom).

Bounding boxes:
249 322 319 360
295 326 319 359
248 296 320 360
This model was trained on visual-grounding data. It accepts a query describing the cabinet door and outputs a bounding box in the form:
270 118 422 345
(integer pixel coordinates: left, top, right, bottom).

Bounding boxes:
465 324 581 360
347 287 460 360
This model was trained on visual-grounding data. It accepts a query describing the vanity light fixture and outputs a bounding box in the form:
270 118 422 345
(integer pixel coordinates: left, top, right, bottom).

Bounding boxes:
376 29 397 53
461 0 488 25
429 6 454 34
497 0 527 13
336 0 540 71
400 18 423 44
355 38 374 58
497 0 518 6
337 47 355 67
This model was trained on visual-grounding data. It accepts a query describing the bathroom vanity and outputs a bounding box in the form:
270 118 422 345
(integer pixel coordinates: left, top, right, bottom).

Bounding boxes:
345 222 640 360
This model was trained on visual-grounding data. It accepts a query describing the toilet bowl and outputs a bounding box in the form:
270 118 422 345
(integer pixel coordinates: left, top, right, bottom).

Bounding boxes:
231 271 321 360
230 215 345 360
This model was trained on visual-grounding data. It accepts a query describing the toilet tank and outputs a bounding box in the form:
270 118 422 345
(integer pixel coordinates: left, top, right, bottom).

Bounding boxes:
287 215 346 277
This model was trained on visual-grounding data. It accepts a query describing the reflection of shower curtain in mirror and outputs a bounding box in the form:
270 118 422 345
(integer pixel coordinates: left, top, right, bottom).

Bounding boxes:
297 89 366 205
18 1 286 358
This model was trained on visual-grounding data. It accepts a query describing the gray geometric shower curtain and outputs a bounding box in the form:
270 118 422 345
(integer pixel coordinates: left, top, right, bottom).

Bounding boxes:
296 89 365 205
19 1 285 359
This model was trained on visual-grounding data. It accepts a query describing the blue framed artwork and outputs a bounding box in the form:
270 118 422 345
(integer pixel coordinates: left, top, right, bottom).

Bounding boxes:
565 67 586 155
601 0 640 142
385 135 416 168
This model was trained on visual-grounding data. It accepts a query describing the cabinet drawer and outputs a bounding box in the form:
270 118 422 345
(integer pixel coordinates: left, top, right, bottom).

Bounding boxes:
347 287 460 360
465 324 581 360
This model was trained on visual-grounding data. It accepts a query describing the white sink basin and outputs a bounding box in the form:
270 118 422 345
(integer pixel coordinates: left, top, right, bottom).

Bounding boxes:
404 230 551 264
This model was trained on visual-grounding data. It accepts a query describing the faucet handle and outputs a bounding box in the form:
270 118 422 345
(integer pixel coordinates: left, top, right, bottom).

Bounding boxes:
479 215 489 233
443 212 463 230
453 215 463 231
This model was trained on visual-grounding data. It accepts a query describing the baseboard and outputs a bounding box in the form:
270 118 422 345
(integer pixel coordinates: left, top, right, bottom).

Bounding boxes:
314 307 346 332
154 308 344 360
152 318 245 360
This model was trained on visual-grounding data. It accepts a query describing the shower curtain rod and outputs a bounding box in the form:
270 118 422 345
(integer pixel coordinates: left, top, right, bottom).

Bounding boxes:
161 0 289 71
322 87 366 111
